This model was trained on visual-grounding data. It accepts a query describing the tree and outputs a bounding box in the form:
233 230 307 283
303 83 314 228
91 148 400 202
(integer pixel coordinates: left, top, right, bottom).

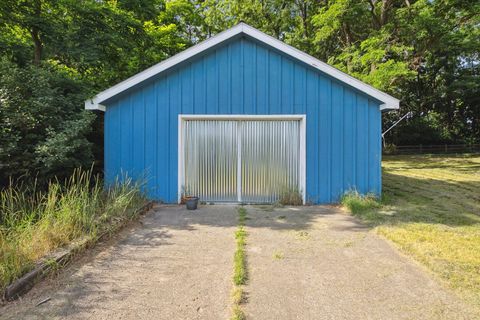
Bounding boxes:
0 59 94 184
0 0 212 185
0 0 478 186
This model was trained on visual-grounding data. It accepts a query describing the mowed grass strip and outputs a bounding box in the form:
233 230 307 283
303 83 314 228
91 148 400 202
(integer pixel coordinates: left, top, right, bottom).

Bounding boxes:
231 207 248 320
343 154 480 310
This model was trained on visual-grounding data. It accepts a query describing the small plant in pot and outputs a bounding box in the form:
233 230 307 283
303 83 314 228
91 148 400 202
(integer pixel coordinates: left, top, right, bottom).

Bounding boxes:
185 196 199 210
181 186 199 210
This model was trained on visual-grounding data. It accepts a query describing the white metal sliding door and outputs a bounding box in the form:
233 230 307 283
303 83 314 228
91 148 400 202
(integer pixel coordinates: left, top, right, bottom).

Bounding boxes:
240 121 300 203
181 116 303 203
183 120 238 202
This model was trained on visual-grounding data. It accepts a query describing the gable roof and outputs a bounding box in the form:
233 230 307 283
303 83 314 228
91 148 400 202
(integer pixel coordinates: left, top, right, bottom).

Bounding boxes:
85 23 400 111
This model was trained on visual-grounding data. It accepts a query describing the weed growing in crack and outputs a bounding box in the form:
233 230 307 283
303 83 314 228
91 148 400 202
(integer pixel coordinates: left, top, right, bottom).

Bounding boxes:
231 207 248 320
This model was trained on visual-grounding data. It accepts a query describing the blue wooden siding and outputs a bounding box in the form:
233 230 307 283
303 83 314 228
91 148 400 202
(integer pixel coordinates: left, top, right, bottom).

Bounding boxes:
104 36 382 203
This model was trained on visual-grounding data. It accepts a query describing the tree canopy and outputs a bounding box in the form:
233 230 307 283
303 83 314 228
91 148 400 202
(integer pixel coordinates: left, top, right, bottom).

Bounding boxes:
0 0 478 184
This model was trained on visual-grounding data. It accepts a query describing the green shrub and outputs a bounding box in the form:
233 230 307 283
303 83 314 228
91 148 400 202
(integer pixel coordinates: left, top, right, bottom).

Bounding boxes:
341 190 381 215
0 59 94 186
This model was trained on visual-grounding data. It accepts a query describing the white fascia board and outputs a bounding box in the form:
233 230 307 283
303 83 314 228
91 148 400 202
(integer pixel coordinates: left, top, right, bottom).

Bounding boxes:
84 22 399 111
180 114 305 120
85 100 105 111
379 103 397 111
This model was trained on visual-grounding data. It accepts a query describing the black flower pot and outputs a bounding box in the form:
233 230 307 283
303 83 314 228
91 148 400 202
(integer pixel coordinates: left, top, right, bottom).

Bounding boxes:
185 197 199 210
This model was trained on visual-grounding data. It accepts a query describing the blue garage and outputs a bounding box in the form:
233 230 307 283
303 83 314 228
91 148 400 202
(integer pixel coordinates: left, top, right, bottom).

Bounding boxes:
85 23 399 204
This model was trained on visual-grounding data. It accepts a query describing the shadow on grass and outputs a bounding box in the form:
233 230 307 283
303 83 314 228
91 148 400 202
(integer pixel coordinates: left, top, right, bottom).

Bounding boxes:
383 154 480 172
353 171 480 228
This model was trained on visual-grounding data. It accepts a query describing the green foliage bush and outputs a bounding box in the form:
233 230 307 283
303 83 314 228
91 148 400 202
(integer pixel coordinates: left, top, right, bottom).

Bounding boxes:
0 0 200 186
0 59 94 185
387 112 458 146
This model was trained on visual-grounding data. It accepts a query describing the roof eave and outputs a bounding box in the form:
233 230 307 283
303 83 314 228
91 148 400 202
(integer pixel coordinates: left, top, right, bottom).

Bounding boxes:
85 99 105 111
84 24 246 111
85 22 400 112
379 101 400 111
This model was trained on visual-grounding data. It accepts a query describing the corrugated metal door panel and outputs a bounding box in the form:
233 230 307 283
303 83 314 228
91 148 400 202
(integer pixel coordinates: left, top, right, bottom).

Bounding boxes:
183 119 300 203
241 121 300 203
183 120 238 202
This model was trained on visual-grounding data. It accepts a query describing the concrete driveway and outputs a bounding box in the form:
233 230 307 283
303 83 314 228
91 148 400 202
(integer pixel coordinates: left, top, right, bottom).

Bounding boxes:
243 205 476 319
1 204 476 319
1 205 237 320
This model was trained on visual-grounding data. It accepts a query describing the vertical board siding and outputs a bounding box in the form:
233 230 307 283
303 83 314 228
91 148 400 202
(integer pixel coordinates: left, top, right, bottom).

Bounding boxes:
205 54 218 114
144 83 157 197
281 57 294 114
331 82 344 200
193 61 206 114
356 95 369 193
104 36 382 203
268 51 281 113
343 89 355 190
180 67 193 113
218 49 230 113
305 70 319 202
156 80 169 201
294 65 306 114
119 98 132 177
318 76 332 203
368 100 382 194
256 46 268 114
132 89 145 182
231 41 243 114
243 40 256 114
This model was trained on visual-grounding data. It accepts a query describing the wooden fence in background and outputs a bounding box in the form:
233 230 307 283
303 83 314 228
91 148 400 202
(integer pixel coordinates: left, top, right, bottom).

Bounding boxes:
383 144 480 155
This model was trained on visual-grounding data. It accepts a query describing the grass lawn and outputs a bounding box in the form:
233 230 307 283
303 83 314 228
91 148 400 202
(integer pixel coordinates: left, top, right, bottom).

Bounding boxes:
344 154 480 309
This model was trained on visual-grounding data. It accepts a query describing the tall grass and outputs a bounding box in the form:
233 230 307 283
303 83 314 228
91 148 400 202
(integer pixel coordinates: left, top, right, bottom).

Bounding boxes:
340 190 382 216
278 186 303 206
0 169 146 291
